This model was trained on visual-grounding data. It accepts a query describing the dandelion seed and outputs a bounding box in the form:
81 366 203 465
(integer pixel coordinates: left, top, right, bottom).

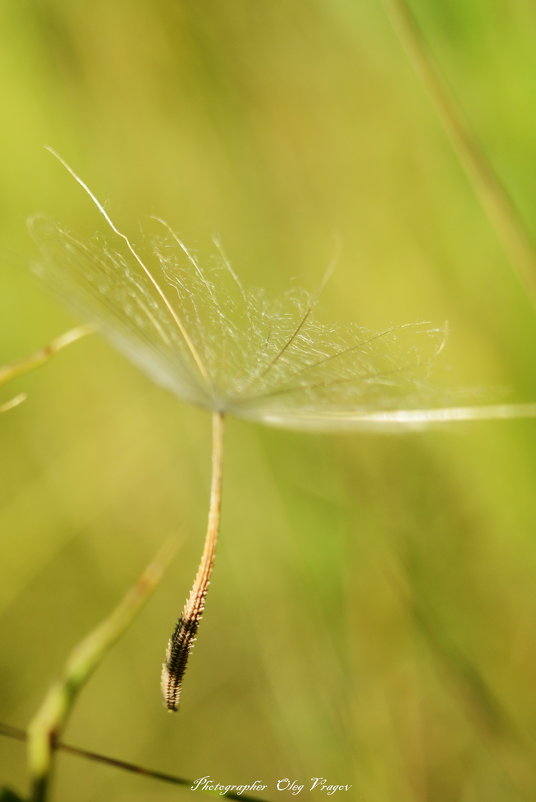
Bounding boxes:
31 152 536 710
161 411 223 712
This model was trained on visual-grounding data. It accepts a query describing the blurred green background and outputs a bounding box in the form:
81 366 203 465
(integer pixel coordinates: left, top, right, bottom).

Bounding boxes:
1 1 536 800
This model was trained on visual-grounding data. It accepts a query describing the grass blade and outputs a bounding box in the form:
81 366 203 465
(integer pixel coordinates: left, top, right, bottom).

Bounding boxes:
384 0 536 303
27 539 176 802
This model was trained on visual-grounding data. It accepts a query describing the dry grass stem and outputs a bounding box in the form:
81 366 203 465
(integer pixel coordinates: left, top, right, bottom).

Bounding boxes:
0 326 92 413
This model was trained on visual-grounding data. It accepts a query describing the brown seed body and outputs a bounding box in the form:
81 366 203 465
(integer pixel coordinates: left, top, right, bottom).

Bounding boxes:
161 412 224 711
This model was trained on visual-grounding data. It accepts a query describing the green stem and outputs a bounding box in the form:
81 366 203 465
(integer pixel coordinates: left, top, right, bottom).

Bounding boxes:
27 539 175 802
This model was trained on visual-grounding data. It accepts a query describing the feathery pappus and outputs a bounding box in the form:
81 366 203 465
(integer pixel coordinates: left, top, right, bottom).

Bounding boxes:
31 150 536 710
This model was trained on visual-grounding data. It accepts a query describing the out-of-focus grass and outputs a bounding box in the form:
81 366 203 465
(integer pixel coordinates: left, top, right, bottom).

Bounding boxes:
1 2 535 801
27 538 175 801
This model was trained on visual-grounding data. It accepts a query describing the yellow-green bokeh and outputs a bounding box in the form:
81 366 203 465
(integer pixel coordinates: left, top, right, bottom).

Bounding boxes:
1 2 535 800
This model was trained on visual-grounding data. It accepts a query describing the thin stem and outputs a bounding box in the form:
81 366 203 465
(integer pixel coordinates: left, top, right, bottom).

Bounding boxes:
0 325 93 386
27 539 175 802
161 411 224 711
0 325 93 414
0 394 26 413
383 0 536 303
0 724 268 802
